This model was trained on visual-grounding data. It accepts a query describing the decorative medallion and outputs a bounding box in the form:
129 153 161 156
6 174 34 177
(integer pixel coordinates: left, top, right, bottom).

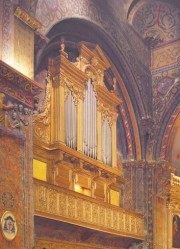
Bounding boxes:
1 191 15 209
1 211 18 240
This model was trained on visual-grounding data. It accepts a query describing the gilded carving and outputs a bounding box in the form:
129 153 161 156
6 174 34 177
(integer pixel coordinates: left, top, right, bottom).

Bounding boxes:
61 75 84 105
113 211 118 230
33 76 51 143
119 213 124 231
99 206 105 226
67 195 76 218
76 199 83 220
84 201 91 222
37 186 47 211
34 180 144 238
125 214 131 232
58 192 67 216
92 203 99 224
106 209 112 227
48 189 57 214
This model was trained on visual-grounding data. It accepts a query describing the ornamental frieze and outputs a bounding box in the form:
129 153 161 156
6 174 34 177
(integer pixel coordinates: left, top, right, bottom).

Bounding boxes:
0 60 44 108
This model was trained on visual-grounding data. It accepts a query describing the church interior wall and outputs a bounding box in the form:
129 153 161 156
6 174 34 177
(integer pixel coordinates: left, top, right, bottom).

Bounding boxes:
0 1 179 249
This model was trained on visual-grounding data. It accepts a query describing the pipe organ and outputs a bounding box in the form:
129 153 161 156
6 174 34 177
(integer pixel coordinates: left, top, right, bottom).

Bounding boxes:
33 42 123 205
32 42 145 248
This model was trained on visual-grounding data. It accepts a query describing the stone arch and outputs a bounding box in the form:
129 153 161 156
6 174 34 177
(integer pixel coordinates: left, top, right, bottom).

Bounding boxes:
34 18 144 159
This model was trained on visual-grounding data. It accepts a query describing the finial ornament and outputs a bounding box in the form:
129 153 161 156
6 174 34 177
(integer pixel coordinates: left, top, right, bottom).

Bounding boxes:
59 37 68 58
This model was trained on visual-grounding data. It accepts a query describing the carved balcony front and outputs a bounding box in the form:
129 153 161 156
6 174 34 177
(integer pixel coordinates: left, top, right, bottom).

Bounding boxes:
34 179 144 241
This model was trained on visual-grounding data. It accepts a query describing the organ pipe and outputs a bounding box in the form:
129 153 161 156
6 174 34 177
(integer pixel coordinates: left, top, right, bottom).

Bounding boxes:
102 118 112 166
83 79 97 159
65 92 77 149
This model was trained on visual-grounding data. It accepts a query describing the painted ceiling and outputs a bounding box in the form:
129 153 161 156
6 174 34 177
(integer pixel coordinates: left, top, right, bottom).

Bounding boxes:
128 0 180 47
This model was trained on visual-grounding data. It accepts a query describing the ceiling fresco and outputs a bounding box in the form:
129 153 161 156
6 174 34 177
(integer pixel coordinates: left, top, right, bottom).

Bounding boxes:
128 0 180 47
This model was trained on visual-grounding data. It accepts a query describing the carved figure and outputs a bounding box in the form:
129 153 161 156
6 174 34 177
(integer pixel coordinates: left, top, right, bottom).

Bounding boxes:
11 112 20 129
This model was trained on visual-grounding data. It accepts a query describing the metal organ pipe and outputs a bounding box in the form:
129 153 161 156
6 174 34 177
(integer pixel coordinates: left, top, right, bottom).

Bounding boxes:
65 92 77 149
102 118 112 166
83 79 97 159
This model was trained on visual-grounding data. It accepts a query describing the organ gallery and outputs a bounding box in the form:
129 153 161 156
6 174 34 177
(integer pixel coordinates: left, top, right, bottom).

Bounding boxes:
0 1 180 248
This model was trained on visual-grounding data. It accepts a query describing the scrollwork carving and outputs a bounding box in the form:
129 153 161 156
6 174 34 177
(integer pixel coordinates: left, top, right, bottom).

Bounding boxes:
61 75 84 104
98 102 118 127
33 76 51 143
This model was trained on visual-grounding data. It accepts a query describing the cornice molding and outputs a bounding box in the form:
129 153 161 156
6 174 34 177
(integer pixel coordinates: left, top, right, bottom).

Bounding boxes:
0 60 44 107
14 6 42 30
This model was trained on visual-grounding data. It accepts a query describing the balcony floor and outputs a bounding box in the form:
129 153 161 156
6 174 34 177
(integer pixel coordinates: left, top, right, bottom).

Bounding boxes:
34 216 143 249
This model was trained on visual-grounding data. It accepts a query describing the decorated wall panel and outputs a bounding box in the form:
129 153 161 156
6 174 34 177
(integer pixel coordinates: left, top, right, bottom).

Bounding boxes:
14 17 34 78
151 41 180 70
0 129 25 248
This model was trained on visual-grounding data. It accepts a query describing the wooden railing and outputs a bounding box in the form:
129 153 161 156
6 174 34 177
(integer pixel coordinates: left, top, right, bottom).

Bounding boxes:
34 179 144 240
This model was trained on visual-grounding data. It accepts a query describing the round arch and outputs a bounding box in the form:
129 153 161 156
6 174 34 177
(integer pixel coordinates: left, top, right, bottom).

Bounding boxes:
35 18 142 160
